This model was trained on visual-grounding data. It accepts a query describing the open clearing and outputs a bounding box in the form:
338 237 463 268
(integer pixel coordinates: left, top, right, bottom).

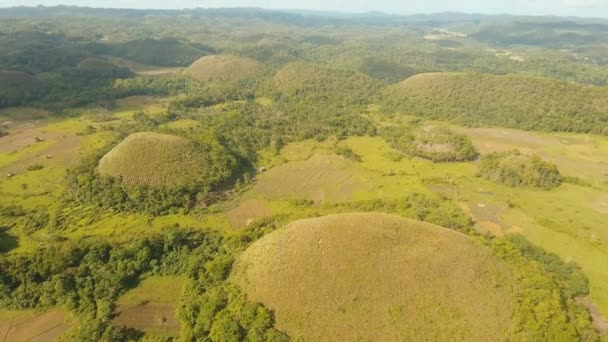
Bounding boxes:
457 126 608 187
113 276 186 337
0 308 71 342
226 198 271 229
232 213 514 341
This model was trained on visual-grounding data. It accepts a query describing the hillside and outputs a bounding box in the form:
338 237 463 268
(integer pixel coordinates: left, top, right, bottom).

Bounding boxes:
232 213 515 341
97 132 234 189
77 58 132 78
183 54 262 82
0 70 44 107
274 62 379 97
105 38 207 67
383 73 608 135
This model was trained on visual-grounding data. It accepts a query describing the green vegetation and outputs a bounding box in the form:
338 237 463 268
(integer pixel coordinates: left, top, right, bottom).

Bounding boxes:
0 70 44 107
478 150 563 189
383 73 608 135
383 125 478 162
1 6 607 341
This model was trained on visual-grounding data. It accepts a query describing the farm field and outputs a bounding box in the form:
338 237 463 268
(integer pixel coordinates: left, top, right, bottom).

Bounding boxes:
0 308 71 342
113 276 187 338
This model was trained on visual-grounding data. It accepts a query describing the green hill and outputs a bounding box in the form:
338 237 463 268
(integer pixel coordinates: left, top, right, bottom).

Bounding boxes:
232 213 515 341
184 55 262 82
106 38 207 67
274 62 379 97
97 132 234 189
383 73 608 135
478 150 563 189
77 58 132 78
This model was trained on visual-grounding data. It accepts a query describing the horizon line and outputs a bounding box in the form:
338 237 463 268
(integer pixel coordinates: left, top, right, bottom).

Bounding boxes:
0 4 606 20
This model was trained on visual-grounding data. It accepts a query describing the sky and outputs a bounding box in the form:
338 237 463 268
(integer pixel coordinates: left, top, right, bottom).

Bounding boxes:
0 0 607 18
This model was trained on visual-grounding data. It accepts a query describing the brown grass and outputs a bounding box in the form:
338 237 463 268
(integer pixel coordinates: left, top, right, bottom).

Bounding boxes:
226 198 271 229
183 55 261 82
232 213 514 341
98 132 213 188
0 308 70 342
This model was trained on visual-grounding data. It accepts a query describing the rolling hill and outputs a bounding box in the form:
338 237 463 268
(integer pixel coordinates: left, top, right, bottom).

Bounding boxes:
105 38 208 67
232 213 515 341
183 54 263 82
383 72 608 135
97 132 234 189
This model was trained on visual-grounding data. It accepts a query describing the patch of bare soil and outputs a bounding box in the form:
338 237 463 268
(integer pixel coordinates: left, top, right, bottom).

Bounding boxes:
576 297 608 335
226 199 271 230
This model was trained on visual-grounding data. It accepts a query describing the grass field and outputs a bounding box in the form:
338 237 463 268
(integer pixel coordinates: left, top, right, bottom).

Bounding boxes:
0 308 71 342
232 213 514 341
113 276 187 338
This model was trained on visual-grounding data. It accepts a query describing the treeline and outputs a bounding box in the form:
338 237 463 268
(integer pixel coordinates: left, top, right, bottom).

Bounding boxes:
383 73 608 135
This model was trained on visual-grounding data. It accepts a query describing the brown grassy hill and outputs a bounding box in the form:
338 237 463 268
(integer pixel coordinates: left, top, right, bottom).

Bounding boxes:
232 213 514 341
383 72 608 135
183 54 262 82
98 132 233 189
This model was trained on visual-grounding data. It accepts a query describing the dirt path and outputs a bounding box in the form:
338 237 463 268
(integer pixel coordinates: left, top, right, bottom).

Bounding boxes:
576 297 608 335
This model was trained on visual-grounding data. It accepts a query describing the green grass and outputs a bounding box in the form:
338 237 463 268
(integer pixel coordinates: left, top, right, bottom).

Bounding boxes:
0 140 53 169
232 213 514 341
118 276 187 305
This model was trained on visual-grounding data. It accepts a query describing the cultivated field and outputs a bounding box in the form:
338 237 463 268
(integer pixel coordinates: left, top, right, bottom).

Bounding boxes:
113 276 186 338
0 308 71 342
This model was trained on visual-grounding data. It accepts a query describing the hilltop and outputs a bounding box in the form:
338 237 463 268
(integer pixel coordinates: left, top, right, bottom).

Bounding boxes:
383 73 608 135
97 132 234 189
232 213 515 341
184 55 262 82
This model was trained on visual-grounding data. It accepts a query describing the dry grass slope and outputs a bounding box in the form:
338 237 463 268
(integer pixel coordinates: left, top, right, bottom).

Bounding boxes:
98 132 216 188
183 54 261 82
232 213 514 341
